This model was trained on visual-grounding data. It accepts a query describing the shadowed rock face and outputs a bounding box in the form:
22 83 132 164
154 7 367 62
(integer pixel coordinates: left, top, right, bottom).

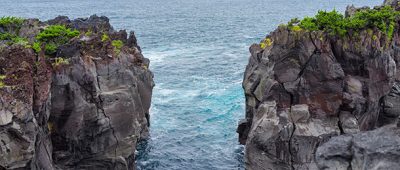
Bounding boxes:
238 2 400 170
316 125 400 170
0 16 153 170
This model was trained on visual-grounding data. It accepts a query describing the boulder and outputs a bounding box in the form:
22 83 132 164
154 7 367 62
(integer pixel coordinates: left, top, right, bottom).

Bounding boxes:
316 125 400 170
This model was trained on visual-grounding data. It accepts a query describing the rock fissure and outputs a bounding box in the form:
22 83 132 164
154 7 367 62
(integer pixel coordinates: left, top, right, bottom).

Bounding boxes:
94 61 120 158
288 122 296 170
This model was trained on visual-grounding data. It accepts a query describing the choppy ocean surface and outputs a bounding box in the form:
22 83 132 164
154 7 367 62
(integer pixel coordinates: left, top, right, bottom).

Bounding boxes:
1 0 381 169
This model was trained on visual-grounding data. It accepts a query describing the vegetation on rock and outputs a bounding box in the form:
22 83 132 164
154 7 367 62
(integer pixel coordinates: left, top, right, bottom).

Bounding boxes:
0 75 6 88
112 40 123 55
0 32 30 48
101 33 109 42
52 57 69 67
0 16 24 30
260 38 273 49
261 6 400 49
32 42 41 53
0 17 29 48
0 16 129 63
296 6 400 38
35 25 79 54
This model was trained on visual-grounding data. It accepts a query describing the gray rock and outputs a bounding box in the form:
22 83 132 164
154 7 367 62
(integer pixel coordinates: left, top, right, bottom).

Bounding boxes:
238 1 400 169
0 110 13 126
316 125 400 170
339 111 360 134
290 104 310 123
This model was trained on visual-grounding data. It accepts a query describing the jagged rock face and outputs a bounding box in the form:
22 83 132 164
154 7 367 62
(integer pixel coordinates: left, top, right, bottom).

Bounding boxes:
316 125 400 170
50 45 152 170
0 16 153 170
238 4 400 170
0 46 53 169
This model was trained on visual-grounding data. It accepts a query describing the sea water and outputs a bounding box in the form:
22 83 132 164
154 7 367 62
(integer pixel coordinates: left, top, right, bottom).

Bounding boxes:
0 0 381 169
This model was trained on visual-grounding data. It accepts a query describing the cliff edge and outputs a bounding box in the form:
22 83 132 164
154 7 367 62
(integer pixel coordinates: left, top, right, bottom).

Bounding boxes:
238 1 400 169
0 15 154 169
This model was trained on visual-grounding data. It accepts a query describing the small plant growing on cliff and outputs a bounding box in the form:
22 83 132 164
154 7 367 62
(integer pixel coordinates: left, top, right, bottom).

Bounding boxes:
32 42 41 53
0 75 6 88
0 32 15 40
85 30 93 37
287 18 303 32
52 57 70 67
112 40 123 55
260 38 273 49
0 32 31 48
11 37 30 47
35 25 79 55
101 33 109 42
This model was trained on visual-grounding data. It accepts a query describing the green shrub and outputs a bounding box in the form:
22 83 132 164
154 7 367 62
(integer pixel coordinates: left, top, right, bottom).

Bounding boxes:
36 25 79 42
35 25 79 55
112 40 123 54
11 37 29 47
296 6 400 38
32 42 41 53
0 32 30 48
44 43 57 54
0 32 15 40
0 16 24 28
299 17 318 31
291 25 303 32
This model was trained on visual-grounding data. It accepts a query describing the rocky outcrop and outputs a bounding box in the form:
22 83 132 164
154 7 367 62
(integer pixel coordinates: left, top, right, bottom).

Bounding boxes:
238 2 400 170
316 124 400 170
0 16 153 169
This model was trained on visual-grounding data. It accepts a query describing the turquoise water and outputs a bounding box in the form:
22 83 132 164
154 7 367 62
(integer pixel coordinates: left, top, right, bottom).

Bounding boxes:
1 0 381 169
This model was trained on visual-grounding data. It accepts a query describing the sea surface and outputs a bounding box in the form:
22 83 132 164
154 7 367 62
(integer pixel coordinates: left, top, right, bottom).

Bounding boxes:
1 0 382 169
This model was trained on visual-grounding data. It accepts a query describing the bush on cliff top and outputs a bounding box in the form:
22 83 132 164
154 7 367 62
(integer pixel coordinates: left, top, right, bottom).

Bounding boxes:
0 16 29 47
0 16 24 28
35 25 79 54
294 6 399 38
0 32 30 48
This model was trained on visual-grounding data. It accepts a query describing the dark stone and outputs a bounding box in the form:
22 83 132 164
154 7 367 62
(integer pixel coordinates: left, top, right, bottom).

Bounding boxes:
239 1 400 169
316 125 400 170
0 16 153 170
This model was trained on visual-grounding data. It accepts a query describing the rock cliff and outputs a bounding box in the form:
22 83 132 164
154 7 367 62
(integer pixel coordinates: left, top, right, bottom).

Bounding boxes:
0 15 153 169
238 1 400 169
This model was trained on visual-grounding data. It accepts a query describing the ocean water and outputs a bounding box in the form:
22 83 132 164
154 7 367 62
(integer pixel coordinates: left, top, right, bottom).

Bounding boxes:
1 0 382 169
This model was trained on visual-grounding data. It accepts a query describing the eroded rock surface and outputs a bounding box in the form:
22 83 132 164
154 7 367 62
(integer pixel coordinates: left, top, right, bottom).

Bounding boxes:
238 2 400 169
0 16 153 170
316 125 400 170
